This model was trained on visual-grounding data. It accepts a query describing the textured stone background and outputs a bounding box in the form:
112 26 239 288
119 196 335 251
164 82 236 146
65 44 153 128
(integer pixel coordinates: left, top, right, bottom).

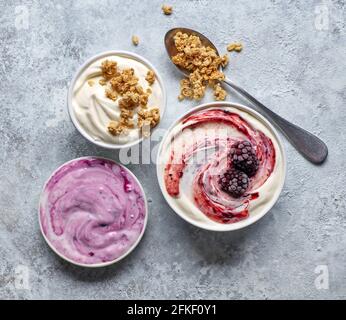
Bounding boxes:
0 0 345 299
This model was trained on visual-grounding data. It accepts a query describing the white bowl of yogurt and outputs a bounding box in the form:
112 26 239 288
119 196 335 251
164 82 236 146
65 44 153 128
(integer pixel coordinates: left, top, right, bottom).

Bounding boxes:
39 157 148 267
67 51 166 149
157 102 286 232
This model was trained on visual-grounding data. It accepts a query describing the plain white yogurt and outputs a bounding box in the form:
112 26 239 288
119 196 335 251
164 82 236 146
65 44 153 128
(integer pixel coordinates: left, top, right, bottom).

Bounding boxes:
71 53 165 146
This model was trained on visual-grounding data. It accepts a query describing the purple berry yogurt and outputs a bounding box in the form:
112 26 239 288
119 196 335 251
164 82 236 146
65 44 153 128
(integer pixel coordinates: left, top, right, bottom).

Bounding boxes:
39 157 147 266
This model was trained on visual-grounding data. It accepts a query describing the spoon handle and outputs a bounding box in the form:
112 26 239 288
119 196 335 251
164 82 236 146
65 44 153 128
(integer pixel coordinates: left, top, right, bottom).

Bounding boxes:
223 78 328 164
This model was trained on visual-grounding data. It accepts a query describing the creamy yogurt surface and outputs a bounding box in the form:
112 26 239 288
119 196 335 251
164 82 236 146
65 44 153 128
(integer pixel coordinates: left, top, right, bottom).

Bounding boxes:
71 54 164 145
39 157 147 265
158 105 285 230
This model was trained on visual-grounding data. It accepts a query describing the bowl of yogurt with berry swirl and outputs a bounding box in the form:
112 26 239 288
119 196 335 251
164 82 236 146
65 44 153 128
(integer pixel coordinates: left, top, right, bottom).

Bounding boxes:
157 102 286 231
39 157 147 267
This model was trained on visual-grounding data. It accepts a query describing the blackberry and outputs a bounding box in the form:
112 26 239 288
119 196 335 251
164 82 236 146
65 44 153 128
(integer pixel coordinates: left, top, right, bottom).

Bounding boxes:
230 140 259 177
219 168 249 198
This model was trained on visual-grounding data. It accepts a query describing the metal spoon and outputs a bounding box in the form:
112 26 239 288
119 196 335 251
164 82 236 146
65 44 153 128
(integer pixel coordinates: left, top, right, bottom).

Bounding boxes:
164 27 328 164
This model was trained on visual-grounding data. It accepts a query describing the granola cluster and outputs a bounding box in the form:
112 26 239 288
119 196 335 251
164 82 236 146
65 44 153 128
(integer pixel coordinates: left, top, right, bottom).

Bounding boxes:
101 60 118 80
213 83 227 101
145 70 155 85
132 35 139 46
138 108 160 137
100 60 160 137
162 5 173 15
172 32 228 101
227 42 243 52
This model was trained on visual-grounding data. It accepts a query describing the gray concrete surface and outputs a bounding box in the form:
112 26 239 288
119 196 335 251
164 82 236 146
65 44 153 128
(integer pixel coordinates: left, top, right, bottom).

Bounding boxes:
0 0 345 300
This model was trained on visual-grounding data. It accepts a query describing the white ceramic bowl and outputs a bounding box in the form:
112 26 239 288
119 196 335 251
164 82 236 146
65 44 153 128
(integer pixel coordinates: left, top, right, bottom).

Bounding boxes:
157 102 287 232
39 157 148 268
67 50 167 149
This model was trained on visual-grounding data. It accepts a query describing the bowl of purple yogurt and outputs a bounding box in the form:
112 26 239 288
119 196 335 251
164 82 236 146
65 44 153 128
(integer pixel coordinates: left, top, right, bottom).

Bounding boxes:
39 157 148 267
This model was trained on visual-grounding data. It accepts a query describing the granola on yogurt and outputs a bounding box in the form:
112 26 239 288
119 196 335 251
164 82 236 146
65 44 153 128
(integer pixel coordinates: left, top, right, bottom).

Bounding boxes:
145 70 155 85
99 60 160 137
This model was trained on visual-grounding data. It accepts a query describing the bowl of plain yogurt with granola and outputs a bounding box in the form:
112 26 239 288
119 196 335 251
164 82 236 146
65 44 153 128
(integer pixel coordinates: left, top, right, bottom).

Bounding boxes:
68 51 166 149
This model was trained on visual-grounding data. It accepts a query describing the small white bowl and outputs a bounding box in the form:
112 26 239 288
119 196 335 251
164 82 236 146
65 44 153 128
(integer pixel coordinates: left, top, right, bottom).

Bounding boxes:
67 51 167 149
38 157 148 268
156 101 287 232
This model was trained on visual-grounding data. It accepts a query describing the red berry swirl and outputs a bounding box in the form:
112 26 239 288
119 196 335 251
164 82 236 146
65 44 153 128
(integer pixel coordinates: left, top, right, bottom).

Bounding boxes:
164 109 276 224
